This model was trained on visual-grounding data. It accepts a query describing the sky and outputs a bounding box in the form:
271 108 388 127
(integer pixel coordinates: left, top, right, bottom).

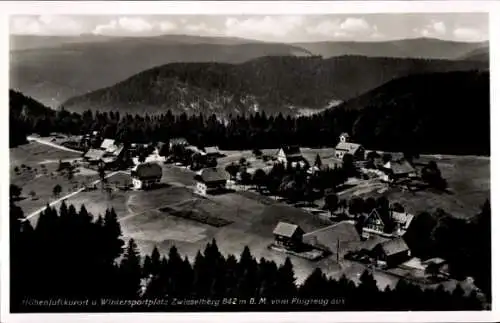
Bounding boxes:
9 13 489 42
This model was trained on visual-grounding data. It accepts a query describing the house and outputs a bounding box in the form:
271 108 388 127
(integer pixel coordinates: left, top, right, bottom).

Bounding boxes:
194 168 229 195
372 237 411 267
362 209 386 238
100 138 115 151
335 133 365 160
381 159 417 182
276 145 304 164
273 222 304 251
203 146 220 158
391 211 414 236
83 148 106 165
131 162 162 190
169 137 189 149
362 209 414 238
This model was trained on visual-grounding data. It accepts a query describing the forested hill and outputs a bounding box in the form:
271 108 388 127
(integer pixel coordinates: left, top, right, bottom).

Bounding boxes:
325 70 490 155
60 55 488 116
10 70 490 156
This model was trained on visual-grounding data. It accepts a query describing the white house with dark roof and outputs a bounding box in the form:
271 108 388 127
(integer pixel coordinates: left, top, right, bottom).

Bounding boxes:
194 168 229 195
131 162 163 190
334 133 365 160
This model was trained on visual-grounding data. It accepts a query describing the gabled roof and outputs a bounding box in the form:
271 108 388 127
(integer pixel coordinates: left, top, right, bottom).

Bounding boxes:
100 138 115 150
383 160 416 175
335 142 362 154
132 162 162 179
392 211 414 229
198 168 229 183
365 208 386 226
273 222 303 238
84 149 105 161
378 237 409 256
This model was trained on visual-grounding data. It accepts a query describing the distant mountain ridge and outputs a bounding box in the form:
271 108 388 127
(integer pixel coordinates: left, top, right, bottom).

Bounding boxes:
60 55 488 116
294 37 488 60
10 34 488 108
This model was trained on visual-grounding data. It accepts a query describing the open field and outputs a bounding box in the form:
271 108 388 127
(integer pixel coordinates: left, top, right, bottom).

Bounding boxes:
10 141 82 166
11 142 489 289
219 148 490 219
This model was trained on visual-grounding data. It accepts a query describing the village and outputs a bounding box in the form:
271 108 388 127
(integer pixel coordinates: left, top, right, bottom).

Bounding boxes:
9 128 465 289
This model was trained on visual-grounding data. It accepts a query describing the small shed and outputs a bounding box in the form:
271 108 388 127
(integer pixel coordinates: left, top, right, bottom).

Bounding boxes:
372 237 411 267
273 222 304 251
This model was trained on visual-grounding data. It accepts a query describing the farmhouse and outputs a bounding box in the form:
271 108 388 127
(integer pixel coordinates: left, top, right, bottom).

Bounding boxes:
131 162 163 190
276 145 304 164
334 133 365 160
381 159 417 182
372 237 411 267
362 209 415 238
194 168 229 195
273 222 304 251
362 209 386 238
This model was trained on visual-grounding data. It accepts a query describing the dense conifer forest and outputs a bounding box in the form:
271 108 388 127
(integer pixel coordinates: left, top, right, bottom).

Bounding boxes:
10 199 488 312
10 70 490 156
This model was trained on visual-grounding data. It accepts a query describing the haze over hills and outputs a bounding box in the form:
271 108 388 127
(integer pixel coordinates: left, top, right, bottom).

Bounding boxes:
457 46 489 62
60 55 488 117
10 34 488 108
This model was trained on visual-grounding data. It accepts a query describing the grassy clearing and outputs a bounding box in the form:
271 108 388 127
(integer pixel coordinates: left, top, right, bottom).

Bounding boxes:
10 141 82 166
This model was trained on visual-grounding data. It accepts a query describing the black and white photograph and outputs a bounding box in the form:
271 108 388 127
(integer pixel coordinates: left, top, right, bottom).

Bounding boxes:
2 1 499 322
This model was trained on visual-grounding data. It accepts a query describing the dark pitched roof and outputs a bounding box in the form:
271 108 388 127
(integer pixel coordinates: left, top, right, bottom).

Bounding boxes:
383 160 416 175
84 149 105 161
132 162 162 179
335 142 362 154
273 222 303 238
378 237 409 256
198 168 229 183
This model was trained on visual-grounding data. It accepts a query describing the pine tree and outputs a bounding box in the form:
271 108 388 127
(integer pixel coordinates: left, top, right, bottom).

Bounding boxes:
275 257 297 297
119 238 142 298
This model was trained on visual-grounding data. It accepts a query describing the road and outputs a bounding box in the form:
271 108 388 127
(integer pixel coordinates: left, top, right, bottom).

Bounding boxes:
23 170 127 221
27 136 82 154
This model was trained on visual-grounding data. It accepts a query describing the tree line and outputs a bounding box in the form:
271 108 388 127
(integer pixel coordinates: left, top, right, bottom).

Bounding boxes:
10 77 489 156
10 199 486 312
